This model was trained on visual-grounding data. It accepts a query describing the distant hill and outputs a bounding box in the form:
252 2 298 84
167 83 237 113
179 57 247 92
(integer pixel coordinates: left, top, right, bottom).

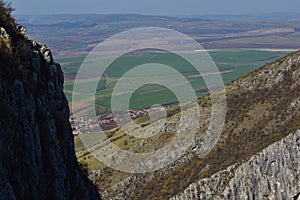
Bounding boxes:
185 12 300 21
14 14 300 57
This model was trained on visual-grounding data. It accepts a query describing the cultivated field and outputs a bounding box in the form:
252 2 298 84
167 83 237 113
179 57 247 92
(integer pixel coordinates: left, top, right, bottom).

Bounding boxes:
58 49 291 112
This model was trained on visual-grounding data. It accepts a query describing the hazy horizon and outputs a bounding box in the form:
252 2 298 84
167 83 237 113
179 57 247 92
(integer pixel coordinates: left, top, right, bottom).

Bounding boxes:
6 0 300 16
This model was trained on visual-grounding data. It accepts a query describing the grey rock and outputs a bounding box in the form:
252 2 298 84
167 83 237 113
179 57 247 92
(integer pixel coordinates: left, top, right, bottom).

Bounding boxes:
171 130 300 200
0 27 10 48
39 44 54 63
16 24 27 36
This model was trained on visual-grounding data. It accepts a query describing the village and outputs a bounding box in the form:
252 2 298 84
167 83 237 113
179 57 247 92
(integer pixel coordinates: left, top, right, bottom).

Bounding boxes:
70 106 168 135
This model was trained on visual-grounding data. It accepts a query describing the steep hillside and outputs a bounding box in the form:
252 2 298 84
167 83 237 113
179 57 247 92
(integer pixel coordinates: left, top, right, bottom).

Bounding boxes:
0 2 100 199
92 50 300 199
171 130 300 200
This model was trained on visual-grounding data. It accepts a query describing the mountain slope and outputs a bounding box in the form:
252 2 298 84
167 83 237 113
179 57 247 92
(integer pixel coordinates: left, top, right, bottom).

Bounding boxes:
0 3 100 199
96 50 300 199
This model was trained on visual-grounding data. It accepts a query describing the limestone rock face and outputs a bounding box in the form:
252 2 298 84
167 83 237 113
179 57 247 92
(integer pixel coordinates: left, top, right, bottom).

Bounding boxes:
171 130 300 200
0 19 100 200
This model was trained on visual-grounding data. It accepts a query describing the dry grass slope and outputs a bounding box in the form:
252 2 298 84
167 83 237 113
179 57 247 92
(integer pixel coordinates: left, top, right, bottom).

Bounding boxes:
76 50 300 199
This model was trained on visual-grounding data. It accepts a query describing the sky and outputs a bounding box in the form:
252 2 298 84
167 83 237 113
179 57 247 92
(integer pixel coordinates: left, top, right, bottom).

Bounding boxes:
6 0 300 15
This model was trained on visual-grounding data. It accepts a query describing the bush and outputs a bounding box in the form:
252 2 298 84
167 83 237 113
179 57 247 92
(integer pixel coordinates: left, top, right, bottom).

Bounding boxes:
0 1 28 66
78 162 89 177
0 1 15 64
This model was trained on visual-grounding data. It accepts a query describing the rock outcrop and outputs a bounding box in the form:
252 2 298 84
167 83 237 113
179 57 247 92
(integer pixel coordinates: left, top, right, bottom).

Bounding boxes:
171 130 300 200
0 3 100 200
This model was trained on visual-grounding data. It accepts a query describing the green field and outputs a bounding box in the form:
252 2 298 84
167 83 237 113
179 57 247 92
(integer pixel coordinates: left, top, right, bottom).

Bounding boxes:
58 49 290 111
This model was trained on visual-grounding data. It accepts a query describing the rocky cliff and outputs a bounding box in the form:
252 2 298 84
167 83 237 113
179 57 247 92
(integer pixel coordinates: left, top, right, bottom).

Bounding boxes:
0 3 100 200
171 130 300 200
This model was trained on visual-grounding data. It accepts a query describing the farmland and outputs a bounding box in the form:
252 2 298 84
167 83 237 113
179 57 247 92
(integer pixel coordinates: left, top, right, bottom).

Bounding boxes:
58 49 291 111
15 14 299 111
